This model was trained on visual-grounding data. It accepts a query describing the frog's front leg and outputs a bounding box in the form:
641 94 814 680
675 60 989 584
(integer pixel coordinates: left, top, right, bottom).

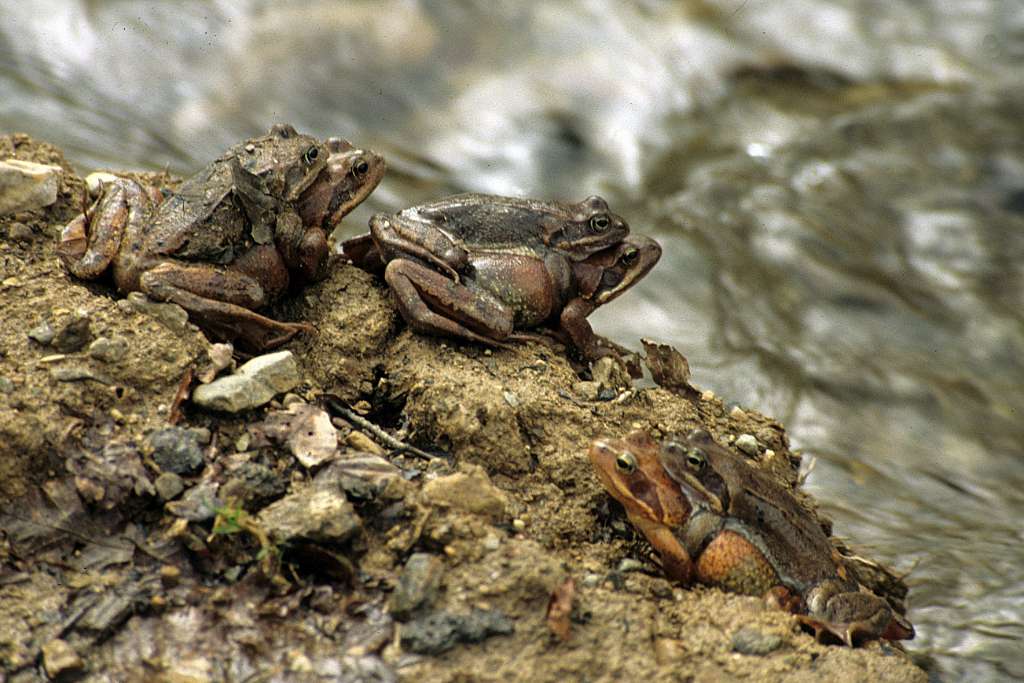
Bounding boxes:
559 298 642 377
799 581 914 646
58 179 158 279
370 214 468 281
383 258 514 347
139 261 312 351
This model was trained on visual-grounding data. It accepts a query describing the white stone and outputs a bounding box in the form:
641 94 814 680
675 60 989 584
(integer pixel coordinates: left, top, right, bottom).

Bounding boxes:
191 350 302 412
0 159 61 215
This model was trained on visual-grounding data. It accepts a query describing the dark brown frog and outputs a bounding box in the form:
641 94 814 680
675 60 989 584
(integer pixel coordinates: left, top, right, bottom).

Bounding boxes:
58 124 385 351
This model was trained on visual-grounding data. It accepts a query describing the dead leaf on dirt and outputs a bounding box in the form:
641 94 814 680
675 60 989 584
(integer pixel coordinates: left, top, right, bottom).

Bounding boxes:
546 577 575 642
642 339 698 397
197 343 235 383
67 441 156 508
249 404 338 467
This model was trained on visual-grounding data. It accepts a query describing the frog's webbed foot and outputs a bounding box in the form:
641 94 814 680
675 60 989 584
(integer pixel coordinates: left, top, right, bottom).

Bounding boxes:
797 590 913 647
384 258 514 349
59 179 153 279
140 263 312 352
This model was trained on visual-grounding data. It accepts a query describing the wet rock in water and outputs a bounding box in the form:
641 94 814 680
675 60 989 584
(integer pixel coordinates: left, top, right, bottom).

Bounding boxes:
146 427 204 474
0 158 61 214
122 292 191 334
734 434 760 456
191 350 302 413
420 464 509 521
154 471 185 501
400 608 514 655
258 479 362 545
731 626 784 655
219 462 287 509
6 220 33 241
389 553 445 620
88 335 129 363
40 638 84 679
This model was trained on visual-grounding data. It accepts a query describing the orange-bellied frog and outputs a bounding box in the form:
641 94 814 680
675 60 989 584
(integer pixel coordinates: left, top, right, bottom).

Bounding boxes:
589 429 915 646
376 231 659 369
58 124 385 351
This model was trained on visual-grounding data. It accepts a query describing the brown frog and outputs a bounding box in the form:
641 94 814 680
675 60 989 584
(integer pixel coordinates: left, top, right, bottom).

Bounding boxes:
380 232 660 367
342 193 630 280
58 124 385 351
589 429 914 646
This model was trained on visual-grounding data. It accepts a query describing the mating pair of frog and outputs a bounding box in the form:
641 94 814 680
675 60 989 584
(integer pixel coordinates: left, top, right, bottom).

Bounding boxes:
59 124 659 365
590 429 915 647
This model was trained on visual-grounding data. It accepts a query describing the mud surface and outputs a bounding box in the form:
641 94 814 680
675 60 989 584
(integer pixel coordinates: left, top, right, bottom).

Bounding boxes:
0 135 924 681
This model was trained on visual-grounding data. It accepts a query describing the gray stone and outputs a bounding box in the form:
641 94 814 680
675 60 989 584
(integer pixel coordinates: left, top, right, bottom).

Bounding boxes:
191 350 302 413
51 314 92 353
154 472 185 501
731 626 784 655
165 480 221 521
258 480 361 545
146 427 204 474
735 433 760 456
40 638 84 679
88 335 129 363
0 158 61 215
400 609 514 655
28 320 55 345
219 462 287 508
617 558 645 573
389 553 445 620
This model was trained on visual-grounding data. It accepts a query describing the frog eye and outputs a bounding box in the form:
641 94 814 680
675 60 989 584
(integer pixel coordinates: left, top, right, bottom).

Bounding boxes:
353 157 370 177
590 214 611 232
685 449 706 471
303 146 319 164
615 451 637 474
620 247 639 266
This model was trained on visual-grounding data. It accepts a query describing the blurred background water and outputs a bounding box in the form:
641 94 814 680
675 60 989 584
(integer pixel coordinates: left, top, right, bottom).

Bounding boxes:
2 1 1023 678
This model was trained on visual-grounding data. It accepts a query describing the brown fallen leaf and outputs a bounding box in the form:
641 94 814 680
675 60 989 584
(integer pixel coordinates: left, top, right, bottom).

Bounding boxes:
546 577 575 642
642 338 699 398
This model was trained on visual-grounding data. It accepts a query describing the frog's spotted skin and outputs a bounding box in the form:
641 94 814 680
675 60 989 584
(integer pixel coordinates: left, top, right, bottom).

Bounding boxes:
59 124 384 351
589 429 915 647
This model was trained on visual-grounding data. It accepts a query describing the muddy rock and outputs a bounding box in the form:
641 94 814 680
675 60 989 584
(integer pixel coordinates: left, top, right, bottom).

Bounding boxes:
146 426 204 474
399 608 514 656
389 552 446 620
41 637 84 679
258 479 362 545
421 464 509 521
732 625 786 655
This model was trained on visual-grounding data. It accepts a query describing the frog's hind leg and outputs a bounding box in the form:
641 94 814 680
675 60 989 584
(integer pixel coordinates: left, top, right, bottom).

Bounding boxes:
384 258 514 348
139 262 312 351
58 180 149 279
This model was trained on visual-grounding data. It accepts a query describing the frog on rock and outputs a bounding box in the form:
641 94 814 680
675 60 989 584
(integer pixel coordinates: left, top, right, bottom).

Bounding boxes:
58 124 385 351
589 429 915 647
342 194 656 369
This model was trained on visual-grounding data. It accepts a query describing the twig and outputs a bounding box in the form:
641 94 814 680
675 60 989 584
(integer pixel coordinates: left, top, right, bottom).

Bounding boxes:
322 396 442 461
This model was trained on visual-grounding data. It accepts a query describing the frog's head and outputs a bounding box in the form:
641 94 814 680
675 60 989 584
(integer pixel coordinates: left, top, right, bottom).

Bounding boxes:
658 430 728 515
575 233 661 306
543 195 630 259
297 137 386 229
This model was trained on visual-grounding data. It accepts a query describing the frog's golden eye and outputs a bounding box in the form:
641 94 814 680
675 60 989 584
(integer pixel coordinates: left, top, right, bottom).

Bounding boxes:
615 451 637 474
590 214 611 231
620 247 639 266
353 157 370 177
685 449 706 471
303 146 319 164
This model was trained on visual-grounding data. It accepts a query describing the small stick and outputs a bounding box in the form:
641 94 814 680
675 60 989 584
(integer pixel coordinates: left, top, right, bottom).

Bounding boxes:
323 396 442 461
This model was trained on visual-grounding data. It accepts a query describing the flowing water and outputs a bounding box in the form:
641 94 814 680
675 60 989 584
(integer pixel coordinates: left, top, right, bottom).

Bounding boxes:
3 2 1023 679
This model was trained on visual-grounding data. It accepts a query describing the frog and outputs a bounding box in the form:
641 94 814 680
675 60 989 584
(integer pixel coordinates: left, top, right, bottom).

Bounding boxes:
342 193 630 281
379 232 660 367
589 429 915 647
58 124 385 351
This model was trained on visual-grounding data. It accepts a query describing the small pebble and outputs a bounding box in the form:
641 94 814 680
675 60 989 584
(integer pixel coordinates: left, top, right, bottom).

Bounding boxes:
147 427 204 474
0 376 14 393
700 389 716 401
512 518 526 531
159 564 181 587
28 320 55 345
154 472 185 501
580 573 601 588
346 430 385 455
502 390 519 408
7 221 33 241
235 433 251 452
729 405 747 419
40 638 83 679
731 626 784 655
735 434 760 456
88 335 128 363
617 558 645 573
481 534 501 552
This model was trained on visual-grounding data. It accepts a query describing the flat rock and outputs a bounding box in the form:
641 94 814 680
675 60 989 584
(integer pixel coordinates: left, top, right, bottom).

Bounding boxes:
191 350 302 413
0 158 61 215
258 479 361 545
420 464 509 520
